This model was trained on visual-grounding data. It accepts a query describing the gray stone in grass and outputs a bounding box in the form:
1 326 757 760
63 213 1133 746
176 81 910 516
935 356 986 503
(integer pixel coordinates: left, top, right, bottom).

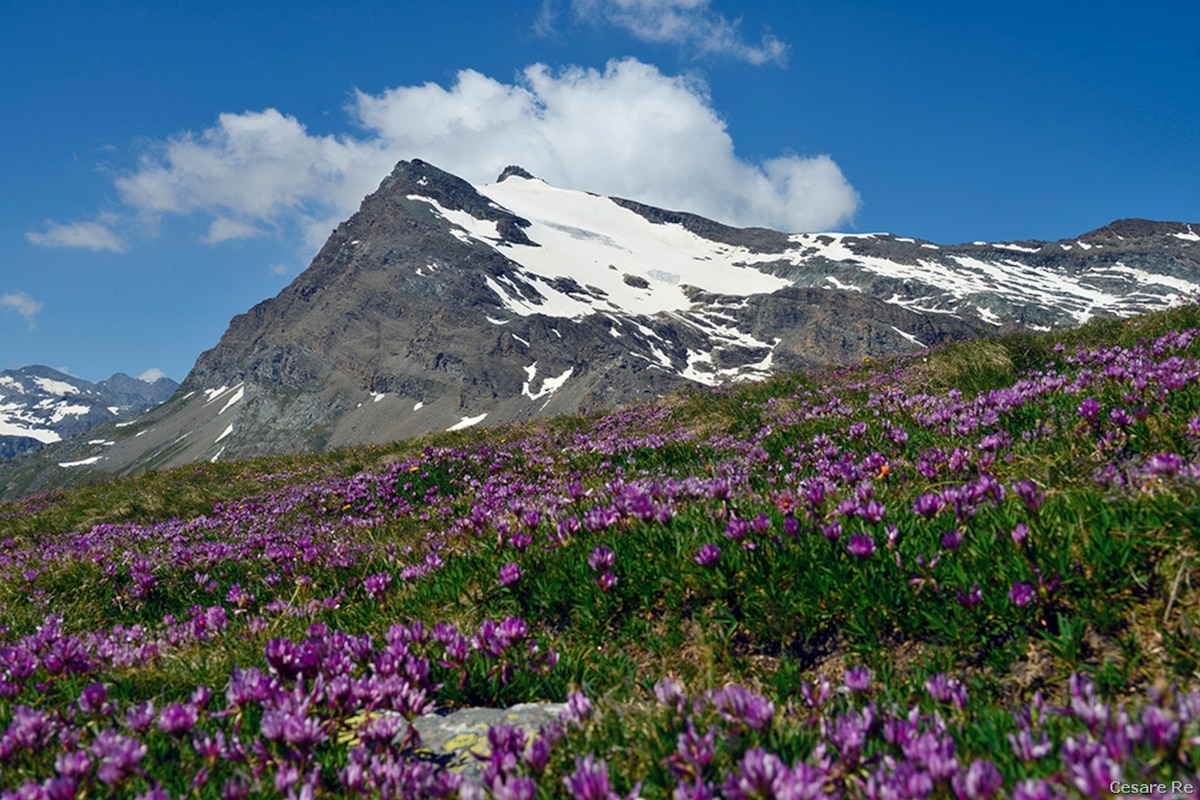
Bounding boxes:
403 703 566 779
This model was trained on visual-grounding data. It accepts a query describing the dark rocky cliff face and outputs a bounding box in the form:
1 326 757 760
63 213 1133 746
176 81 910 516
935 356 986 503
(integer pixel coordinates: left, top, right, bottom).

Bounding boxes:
176 160 992 460
4 160 1196 498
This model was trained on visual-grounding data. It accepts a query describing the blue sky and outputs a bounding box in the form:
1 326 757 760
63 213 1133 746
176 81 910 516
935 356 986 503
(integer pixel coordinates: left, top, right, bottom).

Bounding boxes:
3 0 1197 383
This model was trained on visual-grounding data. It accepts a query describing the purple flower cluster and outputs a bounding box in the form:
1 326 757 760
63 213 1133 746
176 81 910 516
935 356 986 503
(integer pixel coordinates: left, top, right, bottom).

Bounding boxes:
0 617 558 797
553 669 1200 800
2 305 1199 796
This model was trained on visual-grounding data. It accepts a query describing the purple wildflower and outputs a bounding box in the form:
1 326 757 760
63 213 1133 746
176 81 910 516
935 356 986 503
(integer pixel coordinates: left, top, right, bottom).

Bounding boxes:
846 532 876 558
521 508 542 531
77 682 110 716
1008 728 1053 762
90 729 147 786
496 616 528 647
654 677 688 712
913 492 943 519
564 754 613 800
956 582 983 609
725 748 790 799
724 516 750 542
492 775 538 800
925 672 968 708
157 702 199 737
941 529 964 551
497 561 524 588
1012 778 1059 800
672 719 716 776
363 572 392 599
583 506 619 532
1145 452 1183 476
859 498 886 523
1012 478 1045 512
709 685 774 731
953 758 1003 800
1109 407 1135 428
801 675 831 709
1009 580 1036 607
562 691 594 724
588 546 615 573
843 666 872 693
979 431 1010 452
694 543 722 568
124 701 157 734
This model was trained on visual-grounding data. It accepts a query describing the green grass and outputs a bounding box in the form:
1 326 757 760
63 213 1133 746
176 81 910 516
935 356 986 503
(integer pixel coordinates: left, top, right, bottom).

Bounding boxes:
1 303 1199 796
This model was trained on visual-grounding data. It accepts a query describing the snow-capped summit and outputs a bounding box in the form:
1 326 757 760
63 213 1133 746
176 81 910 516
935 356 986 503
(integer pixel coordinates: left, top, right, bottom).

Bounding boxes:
0 366 177 459
4 159 1197 497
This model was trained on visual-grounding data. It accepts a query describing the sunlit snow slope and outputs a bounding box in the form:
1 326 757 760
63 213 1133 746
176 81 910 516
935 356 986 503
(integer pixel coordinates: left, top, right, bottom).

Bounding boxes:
7 160 1196 498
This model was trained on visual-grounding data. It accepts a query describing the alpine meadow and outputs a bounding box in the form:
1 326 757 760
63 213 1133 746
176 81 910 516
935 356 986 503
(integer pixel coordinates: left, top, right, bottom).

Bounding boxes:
2 301 1200 798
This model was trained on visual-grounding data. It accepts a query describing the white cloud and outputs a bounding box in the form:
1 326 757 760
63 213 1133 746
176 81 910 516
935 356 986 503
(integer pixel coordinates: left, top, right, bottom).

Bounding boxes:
116 108 390 250
569 0 788 65
1 291 43 326
26 219 126 252
204 217 268 244
79 58 859 253
137 367 167 382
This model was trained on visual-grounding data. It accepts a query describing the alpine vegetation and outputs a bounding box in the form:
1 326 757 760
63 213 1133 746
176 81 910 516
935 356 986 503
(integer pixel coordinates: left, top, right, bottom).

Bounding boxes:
1 302 1199 797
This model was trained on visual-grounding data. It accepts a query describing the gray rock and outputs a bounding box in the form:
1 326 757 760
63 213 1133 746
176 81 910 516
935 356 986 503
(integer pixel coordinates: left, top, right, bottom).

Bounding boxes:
377 703 566 779
3 160 1196 499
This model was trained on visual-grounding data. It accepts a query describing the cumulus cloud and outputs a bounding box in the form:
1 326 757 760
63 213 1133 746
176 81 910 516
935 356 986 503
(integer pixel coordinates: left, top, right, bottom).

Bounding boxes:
70 58 860 253
1 291 43 326
562 0 787 65
26 219 126 252
137 367 167 382
116 108 390 250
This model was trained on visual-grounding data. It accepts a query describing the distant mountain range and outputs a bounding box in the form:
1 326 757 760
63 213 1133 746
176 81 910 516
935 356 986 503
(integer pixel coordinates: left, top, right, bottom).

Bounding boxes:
2 160 1197 499
0 366 178 460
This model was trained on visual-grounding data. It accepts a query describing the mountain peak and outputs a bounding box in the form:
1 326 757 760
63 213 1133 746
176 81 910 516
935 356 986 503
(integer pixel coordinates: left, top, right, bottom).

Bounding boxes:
0 366 178 461
5 159 1198 498
497 165 538 182
1081 218 1199 240
370 159 536 247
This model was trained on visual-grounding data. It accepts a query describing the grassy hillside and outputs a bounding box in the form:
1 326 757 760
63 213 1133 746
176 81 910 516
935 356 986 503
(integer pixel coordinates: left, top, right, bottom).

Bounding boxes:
1 304 1199 798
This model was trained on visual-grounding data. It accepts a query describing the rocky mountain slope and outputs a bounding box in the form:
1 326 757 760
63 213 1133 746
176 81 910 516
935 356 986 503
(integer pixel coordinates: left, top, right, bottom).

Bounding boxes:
3 160 1197 498
0 367 178 460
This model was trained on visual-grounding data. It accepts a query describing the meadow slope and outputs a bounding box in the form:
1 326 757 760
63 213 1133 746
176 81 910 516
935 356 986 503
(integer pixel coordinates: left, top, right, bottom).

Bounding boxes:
1 304 1199 798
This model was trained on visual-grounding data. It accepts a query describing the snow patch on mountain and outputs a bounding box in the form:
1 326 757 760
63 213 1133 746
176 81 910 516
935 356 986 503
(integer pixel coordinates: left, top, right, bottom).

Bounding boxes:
58 455 102 467
0 366 177 460
448 413 488 431
522 362 574 402
219 385 245 414
474 177 791 318
0 416 62 444
32 377 79 395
